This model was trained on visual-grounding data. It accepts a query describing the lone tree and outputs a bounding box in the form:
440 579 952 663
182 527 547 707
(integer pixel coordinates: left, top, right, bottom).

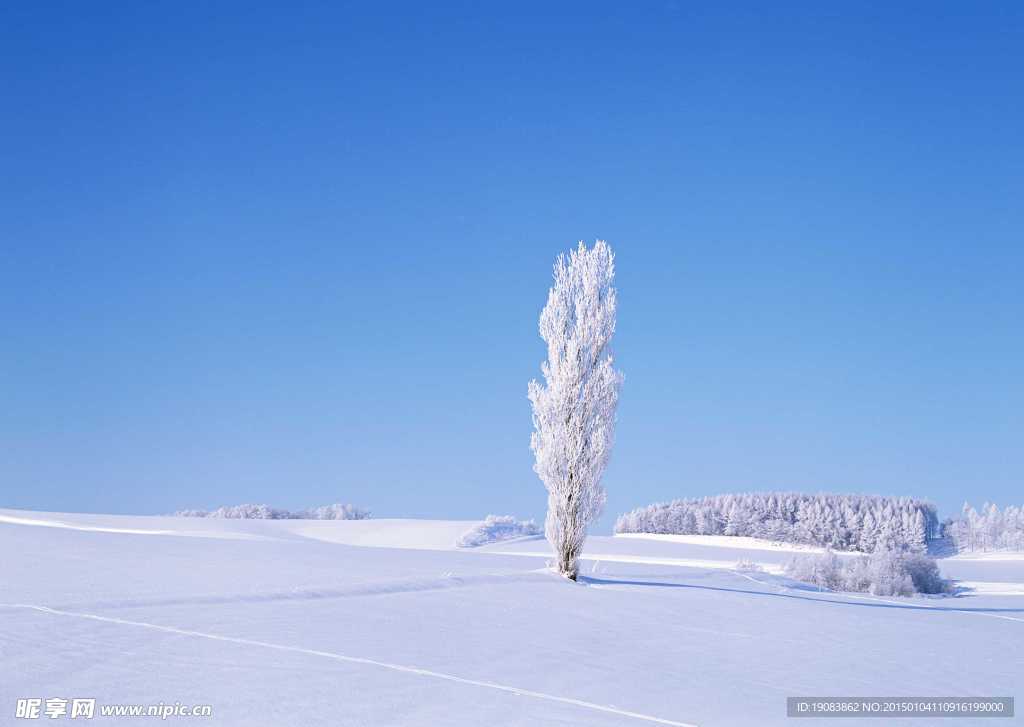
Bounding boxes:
528 240 623 580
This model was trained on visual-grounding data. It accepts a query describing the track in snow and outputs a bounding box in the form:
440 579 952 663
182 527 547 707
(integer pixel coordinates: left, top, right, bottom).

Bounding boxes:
0 603 699 727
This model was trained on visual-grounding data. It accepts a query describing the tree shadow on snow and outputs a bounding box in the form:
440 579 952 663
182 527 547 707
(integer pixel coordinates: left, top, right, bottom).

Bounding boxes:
579 575 1024 615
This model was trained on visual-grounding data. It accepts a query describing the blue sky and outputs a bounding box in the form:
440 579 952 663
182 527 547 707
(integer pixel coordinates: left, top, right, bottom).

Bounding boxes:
1 2 1021 530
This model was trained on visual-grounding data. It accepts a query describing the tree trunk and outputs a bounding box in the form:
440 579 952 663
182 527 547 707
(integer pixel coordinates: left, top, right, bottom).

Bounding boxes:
558 542 578 580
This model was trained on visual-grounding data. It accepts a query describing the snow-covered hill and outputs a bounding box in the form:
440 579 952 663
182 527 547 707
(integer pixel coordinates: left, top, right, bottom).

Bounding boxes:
1 509 1021 726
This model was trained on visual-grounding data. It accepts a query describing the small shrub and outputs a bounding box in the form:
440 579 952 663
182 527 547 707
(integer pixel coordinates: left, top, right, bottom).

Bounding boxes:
901 552 950 594
456 515 541 548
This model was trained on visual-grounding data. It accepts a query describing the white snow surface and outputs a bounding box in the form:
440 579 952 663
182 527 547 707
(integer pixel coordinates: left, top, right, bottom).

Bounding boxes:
958 581 1024 596
615 532 843 554
2 508 1022 726
946 551 1024 561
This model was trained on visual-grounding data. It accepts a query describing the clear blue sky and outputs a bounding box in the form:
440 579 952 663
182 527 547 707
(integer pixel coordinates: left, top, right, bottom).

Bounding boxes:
1 2 1021 530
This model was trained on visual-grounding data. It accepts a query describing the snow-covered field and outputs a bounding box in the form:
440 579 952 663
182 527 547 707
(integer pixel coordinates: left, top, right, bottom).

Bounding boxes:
615 532 839 554
2 509 1022 726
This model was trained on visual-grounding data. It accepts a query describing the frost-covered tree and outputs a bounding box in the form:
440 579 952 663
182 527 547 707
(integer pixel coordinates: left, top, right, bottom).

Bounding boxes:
528 240 623 580
949 502 1024 553
784 548 951 596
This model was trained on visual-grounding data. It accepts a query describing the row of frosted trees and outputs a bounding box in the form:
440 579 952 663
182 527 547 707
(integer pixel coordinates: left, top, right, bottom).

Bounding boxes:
615 492 939 552
946 503 1024 553
176 503 370 520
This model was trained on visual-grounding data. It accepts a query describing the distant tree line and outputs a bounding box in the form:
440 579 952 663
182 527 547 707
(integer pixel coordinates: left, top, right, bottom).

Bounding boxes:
615 492 939 552
175 503 370 520
946 503 1024 552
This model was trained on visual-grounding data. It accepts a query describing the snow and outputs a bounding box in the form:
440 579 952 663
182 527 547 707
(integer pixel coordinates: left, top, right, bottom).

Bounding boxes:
279 518 478 550
0 510 268 540
2 508 1022 726
0 510 483 549
957 581 1024 596
615 532 842 554
486 549 787 575
946 551 1024 561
